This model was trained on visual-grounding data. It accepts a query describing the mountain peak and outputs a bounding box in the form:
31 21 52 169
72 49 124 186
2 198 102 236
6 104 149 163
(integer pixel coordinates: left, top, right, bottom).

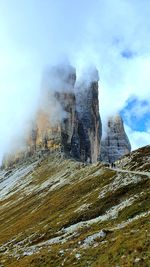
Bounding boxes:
100 114 131 163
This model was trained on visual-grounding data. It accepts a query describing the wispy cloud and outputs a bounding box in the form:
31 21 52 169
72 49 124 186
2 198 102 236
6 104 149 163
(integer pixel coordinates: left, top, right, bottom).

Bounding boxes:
125 124 150 151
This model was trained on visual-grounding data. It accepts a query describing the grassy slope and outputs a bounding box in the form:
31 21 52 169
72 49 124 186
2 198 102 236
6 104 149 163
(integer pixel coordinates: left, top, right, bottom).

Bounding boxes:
116 145 150 172
0 149 150 267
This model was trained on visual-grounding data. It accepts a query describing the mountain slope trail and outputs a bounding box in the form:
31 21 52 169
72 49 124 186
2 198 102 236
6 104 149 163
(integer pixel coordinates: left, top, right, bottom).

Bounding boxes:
0 148 149 267
113 168 150 177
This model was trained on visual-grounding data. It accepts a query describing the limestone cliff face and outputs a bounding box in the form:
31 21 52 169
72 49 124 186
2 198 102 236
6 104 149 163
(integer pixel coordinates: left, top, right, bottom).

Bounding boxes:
4 65 132 168
29 64 77 155
100 115 131 163
73 69 102 163
2 65 102 167
2 65 77 168
22 66 102 164
56 91 76 155
28 114 61 153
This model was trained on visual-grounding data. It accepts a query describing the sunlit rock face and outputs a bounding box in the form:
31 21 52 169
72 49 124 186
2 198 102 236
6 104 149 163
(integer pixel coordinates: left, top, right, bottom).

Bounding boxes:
2 64 77 168
100 115 131 163
74 68 102 163
29 113 61 153
28 64 77 156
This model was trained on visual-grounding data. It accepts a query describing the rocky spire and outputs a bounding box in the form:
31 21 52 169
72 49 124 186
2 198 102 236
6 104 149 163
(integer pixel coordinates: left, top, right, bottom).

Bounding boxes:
33 64 77 155
100 114 131 163
2 64 102 167
73 68 102 163
36 65 102 163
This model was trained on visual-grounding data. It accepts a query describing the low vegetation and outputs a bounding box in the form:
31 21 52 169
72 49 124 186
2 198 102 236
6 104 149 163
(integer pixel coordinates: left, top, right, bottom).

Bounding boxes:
0 147 150 266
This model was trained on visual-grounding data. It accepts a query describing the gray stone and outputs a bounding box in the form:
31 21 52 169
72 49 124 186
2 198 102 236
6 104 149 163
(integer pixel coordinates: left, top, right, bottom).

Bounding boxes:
74 68 102 163
100 115 131 163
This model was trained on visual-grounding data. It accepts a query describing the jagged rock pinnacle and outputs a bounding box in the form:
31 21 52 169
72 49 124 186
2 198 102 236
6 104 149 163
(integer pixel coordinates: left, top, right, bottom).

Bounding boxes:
74 67 102 163
100 114 131 163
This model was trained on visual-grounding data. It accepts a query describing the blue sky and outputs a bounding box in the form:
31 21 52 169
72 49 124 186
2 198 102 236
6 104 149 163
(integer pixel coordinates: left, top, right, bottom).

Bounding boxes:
0 0 150 161
121 98 150 131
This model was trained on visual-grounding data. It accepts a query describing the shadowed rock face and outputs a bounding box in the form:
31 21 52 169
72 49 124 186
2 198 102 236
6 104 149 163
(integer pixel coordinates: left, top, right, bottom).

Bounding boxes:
55 91 76 155
73 70 102 163
100 115 131 163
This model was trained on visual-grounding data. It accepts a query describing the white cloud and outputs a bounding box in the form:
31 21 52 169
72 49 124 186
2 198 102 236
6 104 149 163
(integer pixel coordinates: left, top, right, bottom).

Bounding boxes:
125 124 150 151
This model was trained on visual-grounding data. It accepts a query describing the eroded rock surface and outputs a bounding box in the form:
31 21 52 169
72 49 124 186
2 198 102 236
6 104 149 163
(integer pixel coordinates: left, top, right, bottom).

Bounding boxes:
34 64 77 156
2 65 102 167
100 114 131 163
74 69 102 163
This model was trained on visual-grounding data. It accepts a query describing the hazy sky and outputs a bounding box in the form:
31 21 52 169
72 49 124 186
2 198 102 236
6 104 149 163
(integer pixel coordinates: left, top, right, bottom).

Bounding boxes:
0 0 150 161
